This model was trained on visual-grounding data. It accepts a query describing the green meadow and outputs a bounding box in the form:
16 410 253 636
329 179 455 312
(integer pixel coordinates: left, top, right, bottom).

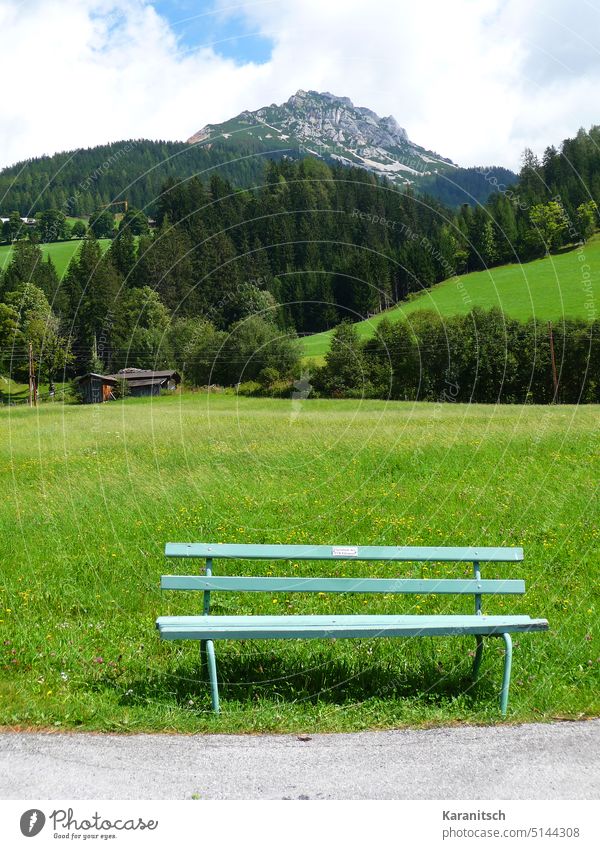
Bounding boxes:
0 394 598 732
0 378 68 404
303 238 600 359
0 238 111 278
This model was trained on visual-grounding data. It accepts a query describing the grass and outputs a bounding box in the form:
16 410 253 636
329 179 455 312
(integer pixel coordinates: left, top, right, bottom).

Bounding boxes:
0 238 111 278
0 377 68 404
302 237 600 358
0 377 32 403
0 393 598 733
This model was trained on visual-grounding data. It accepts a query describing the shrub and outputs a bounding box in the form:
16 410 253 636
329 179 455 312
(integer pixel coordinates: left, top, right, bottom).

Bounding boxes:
258 366 280 390
68 378 85 404
113 378 131 399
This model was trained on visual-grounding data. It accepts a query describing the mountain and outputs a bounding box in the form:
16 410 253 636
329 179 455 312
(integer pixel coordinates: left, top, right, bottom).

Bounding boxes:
0 90 517 216
188 89 457 188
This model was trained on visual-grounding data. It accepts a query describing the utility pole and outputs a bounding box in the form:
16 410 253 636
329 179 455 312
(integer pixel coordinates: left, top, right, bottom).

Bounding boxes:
548 321 559 402
28 341 37 407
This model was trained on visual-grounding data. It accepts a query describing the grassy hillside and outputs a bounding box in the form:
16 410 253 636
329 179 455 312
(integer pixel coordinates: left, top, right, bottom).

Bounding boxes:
303 237 600 358
0 394 597 732
0 378 68 404
0 238 111 278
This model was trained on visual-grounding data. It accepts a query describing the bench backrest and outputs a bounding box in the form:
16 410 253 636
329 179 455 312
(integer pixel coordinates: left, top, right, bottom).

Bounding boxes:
162 544 526 605
165 543 523 562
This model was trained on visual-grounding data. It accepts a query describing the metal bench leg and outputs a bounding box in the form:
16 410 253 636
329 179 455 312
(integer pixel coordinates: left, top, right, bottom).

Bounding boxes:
500 633 512 717
205 639 220 713
472 636 484 682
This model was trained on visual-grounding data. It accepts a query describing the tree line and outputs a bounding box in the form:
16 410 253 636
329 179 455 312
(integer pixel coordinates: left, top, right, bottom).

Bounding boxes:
1 206 151 245
313 311 600 404
455 125 600 272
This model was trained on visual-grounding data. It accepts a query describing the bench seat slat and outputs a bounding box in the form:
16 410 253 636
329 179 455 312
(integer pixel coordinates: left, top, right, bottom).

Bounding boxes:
165 543 523 563
160 575 526 595
156 614 549 640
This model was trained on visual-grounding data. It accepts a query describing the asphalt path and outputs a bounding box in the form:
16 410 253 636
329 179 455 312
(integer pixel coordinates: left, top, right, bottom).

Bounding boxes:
0 720 598 800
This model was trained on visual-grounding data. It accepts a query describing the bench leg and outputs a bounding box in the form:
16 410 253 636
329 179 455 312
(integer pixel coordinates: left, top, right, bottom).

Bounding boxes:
472 636 484 682
500 633 512 717
205 639 220 713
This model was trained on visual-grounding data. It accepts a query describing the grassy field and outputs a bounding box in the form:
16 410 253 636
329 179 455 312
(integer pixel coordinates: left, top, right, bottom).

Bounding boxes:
0 394 598 732
0 378 68 404
303 237 600 358
0 238 111 278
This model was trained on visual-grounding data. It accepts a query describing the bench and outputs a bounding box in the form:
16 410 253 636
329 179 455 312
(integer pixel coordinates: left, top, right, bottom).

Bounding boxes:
156 543 548 715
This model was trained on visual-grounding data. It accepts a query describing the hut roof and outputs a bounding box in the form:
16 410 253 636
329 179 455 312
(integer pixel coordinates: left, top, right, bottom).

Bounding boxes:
123 377 168 388
76 373 118 385
104 369 180 382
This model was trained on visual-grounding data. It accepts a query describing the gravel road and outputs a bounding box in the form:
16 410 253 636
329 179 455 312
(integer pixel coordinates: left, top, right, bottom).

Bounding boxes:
1 720 597 800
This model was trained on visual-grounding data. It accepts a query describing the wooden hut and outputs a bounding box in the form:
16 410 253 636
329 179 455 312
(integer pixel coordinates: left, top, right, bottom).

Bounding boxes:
104 369 181 397
76 373 118 404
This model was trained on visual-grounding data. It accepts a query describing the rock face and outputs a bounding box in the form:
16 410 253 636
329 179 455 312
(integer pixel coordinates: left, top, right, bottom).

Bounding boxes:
187 90 456 185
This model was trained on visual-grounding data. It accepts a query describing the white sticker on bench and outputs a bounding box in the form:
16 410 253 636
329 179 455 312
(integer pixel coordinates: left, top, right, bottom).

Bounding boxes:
332 546 358 557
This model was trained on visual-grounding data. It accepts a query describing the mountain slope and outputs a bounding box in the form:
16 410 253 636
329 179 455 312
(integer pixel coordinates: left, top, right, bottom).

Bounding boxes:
0 138 279 217
302 236 600 358
418 165 518 207
0 238 111 277
188 89 457 187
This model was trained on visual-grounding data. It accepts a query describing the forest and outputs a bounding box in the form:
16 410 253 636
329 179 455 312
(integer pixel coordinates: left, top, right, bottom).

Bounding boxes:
0 124 599 401
0 135 516 216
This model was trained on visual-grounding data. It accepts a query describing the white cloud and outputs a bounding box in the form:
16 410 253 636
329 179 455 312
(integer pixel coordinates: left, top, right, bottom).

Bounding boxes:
1 0 600 172
230 0 600 170
0 0 269 168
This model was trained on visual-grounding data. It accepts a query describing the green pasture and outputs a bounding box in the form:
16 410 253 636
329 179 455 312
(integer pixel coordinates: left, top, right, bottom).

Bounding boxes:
303 238 600 358
0 378 68 404
0 394 597 732
0 238 111 278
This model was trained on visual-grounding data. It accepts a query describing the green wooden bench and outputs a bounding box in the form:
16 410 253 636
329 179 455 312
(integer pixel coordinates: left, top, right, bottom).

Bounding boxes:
156 543 548 715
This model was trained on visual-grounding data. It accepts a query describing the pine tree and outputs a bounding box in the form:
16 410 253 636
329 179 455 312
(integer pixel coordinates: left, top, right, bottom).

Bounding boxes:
318 321 366 396
518 148 545 206
109 228 137 279
64 238 122 370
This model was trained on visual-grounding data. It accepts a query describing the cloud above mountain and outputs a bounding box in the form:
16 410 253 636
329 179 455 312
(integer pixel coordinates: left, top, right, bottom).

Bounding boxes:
1 0 599 172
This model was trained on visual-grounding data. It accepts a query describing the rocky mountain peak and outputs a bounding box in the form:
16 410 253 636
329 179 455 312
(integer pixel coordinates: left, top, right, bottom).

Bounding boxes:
187 90 455 186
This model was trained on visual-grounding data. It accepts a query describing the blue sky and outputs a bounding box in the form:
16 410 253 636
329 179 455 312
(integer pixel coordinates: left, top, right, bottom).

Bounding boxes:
153 1 274 63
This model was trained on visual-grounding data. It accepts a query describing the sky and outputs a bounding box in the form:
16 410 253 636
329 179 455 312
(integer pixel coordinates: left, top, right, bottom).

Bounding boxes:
1 0 600 171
